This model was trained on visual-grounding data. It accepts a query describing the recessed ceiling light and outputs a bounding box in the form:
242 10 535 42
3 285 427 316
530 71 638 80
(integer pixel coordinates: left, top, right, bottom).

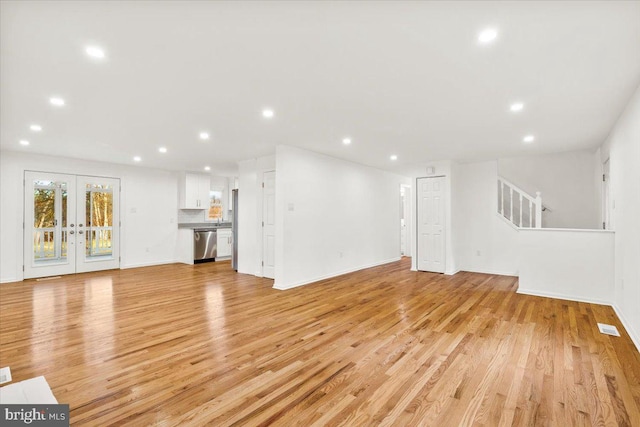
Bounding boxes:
342 138 352 145
478 28 498 44
49 97 65 106
262 109 275 118
199 132 210 140
30 124 42 132
510 102 524 112
158 147 167 153
204 166 211 171
523 135 535 143
19 140 30 146
133 156 141 162
85 45 106 59
390 155 398 161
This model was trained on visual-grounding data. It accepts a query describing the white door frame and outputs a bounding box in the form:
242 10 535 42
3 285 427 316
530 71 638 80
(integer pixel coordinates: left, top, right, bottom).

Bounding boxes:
602 158 611 230
416 176 446 273
262 170 276 279
400 184 412 257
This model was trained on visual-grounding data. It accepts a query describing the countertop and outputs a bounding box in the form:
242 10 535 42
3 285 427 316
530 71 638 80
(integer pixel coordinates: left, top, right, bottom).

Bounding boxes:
178 222 232 229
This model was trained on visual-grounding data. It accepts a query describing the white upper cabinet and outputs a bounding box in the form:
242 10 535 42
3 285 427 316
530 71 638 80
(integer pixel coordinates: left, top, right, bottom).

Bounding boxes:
180 173 210 209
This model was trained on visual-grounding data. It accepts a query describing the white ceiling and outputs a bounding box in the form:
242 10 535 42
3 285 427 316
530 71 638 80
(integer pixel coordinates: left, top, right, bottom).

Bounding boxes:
2 1 639 176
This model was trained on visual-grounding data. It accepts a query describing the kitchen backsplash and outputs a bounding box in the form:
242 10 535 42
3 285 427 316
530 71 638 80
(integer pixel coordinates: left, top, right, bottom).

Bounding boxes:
178 210 207 224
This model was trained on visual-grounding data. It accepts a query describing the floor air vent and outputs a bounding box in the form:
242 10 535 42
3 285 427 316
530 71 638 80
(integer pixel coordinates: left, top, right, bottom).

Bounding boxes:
0 366 12 384
35 276 62 282
597 323 620 337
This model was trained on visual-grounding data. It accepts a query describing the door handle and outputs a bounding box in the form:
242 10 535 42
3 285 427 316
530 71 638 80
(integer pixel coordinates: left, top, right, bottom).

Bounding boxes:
78 230 84 235
69 230 75 235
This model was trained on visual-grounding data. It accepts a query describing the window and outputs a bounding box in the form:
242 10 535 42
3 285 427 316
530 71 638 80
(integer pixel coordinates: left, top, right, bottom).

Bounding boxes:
207 190 223 221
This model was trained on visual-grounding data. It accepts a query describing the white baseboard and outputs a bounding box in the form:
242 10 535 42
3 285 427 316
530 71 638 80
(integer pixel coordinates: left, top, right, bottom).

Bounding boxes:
612 304 640 354
2 260 179 282
121 259 178 269
273 257 401 290
445 269 460 276
461 268 518 277
516 288 612 306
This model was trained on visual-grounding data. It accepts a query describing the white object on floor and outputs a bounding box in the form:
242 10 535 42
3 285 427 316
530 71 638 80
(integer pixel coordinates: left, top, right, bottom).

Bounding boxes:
0 376 57 404
597 323 621 337
0 367 11 384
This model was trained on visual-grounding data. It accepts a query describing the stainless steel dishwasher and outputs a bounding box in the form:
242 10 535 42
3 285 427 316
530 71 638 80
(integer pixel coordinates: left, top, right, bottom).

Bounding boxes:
194 229 217 263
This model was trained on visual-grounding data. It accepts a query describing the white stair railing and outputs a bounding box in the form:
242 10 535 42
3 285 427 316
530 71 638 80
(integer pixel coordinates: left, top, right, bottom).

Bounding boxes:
498 177 542 228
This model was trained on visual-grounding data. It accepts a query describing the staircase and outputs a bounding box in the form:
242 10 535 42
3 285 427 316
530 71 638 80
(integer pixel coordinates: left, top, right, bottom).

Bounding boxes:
498 176 542 228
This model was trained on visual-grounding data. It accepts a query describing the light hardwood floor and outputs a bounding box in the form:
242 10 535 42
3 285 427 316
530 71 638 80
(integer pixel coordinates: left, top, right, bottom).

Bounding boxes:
1 258 639 426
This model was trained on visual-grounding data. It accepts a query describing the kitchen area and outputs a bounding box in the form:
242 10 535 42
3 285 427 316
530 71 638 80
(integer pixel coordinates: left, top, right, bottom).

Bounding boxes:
176 173 238 269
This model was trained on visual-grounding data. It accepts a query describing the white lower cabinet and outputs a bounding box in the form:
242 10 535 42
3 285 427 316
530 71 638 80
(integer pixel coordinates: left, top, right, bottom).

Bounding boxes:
217 229 232 258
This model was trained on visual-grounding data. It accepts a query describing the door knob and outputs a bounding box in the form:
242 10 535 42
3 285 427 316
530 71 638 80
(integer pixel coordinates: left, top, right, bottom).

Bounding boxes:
70 224 75 227
69 230 75 235
78 230 84 235
78 224 84 227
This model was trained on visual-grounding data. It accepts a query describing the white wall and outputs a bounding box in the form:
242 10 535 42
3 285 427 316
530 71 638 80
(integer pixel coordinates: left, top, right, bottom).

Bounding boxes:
0 151 179 283
517 229 615 304
274 146 409 289
599 83 640 350
498 150 600 229
237 155 275 277
453 160 519 276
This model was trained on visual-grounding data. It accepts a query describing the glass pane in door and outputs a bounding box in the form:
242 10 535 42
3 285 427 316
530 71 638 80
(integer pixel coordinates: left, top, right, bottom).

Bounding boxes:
61 187 68 258
85 183 114 258
32 180 67 263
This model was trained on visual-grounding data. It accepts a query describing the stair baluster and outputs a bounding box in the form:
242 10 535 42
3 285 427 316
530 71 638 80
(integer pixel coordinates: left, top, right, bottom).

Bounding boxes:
497 176 543 229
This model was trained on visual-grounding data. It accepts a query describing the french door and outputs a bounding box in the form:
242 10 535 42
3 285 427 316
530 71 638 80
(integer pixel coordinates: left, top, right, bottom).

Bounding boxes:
24 171 120 279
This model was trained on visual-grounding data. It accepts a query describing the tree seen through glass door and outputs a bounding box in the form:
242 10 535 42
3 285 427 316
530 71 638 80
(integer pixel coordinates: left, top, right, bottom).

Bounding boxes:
32 180 67 261
85 184 114 257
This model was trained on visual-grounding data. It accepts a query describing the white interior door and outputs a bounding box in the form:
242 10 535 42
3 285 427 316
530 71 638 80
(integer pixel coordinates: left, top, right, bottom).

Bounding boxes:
262 171 276 279
24 172 120 279
417 177 445 273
